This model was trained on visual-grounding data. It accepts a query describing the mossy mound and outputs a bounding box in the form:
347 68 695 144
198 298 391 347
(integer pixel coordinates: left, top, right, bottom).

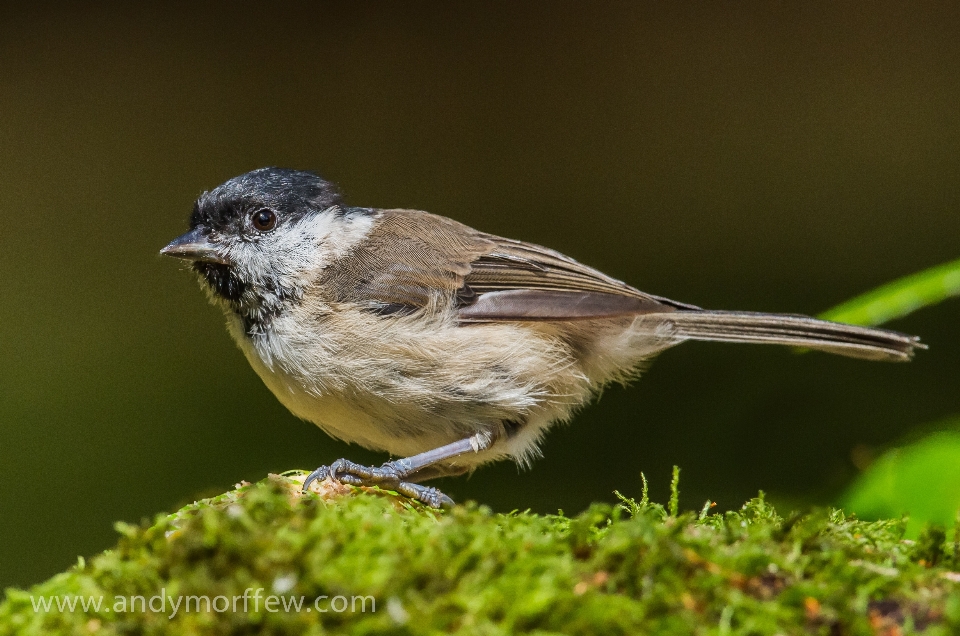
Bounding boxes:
2 472 959 635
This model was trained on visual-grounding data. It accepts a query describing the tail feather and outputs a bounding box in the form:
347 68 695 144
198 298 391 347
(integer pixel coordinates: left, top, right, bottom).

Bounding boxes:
661 310 925 362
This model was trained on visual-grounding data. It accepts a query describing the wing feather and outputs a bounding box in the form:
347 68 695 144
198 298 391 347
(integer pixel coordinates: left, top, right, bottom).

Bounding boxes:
463 234 699 314
317 209 924 361
320 209 686 320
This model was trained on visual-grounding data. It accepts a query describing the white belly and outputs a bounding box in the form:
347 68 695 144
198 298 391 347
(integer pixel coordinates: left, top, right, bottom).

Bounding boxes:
221 308 642 467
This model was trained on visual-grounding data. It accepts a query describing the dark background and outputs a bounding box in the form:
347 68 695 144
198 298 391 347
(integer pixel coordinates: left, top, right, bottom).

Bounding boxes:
2 2 958 590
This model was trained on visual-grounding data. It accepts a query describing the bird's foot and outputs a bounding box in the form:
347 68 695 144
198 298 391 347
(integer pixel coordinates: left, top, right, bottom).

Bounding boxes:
302 459 455 509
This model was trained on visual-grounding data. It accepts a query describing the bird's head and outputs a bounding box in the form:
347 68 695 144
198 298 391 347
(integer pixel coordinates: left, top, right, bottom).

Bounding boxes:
161 167 370 329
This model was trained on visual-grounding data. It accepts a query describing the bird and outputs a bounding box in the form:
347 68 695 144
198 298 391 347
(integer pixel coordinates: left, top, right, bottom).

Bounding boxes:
161 167 924 508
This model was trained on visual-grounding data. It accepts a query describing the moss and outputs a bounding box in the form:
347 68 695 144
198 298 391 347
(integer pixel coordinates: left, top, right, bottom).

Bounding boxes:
2 471 960 635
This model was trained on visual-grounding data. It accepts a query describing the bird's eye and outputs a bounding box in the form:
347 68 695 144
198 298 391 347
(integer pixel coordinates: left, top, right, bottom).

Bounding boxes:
251 209 277 232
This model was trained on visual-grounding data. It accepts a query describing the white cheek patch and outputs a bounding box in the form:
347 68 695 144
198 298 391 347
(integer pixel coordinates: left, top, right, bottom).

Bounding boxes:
287 208 376 273
223 208 376 315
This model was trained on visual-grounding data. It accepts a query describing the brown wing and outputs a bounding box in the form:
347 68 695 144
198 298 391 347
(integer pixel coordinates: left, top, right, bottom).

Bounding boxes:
319 209 494 311
321 209 691 320
459 235 697 320
319 210 924 361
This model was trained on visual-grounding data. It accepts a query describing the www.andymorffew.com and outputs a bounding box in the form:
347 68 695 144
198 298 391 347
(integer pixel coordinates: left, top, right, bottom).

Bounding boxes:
29 588 377 619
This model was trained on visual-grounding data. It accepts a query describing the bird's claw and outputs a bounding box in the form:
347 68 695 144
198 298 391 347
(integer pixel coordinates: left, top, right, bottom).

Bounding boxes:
399 484 455 509
302 465 331 491
301 459 455 509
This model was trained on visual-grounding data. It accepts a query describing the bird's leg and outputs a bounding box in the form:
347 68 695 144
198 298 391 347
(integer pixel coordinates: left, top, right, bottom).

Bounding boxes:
302 431 498 508
403 464 470 483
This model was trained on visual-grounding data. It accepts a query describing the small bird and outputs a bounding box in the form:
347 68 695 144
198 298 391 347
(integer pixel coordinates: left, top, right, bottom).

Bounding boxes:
162 167 924 508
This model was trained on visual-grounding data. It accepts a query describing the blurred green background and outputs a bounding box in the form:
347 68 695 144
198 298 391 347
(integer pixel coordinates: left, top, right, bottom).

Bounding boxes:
2 2 958 590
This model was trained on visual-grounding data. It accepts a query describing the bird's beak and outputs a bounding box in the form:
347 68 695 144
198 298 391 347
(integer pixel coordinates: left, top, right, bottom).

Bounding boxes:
160 228 230 265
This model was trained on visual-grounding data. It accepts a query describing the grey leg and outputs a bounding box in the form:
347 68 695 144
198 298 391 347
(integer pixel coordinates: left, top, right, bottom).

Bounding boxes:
405 464 470 484
302 431 497 508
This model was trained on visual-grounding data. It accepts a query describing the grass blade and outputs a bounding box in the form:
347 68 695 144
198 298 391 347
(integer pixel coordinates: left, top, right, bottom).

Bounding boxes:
819 257 960 326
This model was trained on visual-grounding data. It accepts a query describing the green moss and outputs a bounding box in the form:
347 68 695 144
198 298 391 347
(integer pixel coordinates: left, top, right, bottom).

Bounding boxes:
3 471 960 635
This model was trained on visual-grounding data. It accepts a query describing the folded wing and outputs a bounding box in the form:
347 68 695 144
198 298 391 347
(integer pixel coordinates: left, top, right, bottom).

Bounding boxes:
321 209 923 361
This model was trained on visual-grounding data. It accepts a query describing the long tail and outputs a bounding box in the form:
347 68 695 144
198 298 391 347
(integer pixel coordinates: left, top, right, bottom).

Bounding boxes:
660 310 925 361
